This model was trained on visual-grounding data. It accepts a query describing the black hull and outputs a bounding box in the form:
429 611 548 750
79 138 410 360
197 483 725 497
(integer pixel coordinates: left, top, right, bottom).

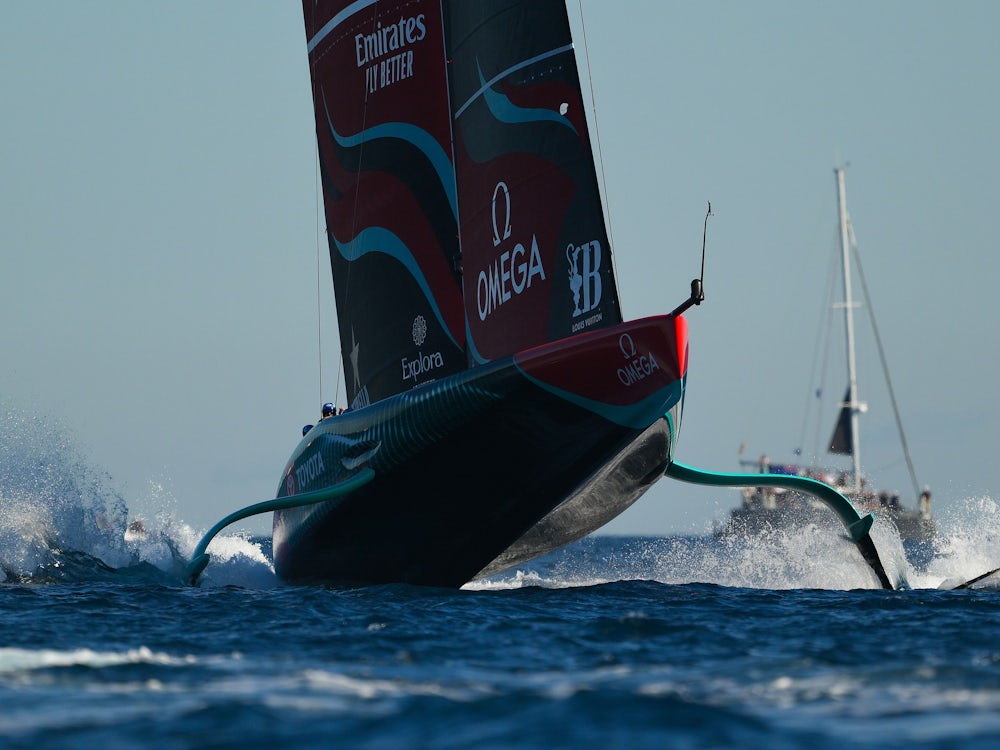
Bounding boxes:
273 316 686 587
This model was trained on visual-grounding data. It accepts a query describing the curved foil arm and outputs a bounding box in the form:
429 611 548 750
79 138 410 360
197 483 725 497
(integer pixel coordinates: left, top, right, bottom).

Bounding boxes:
185 468 375 586
665 461 893 590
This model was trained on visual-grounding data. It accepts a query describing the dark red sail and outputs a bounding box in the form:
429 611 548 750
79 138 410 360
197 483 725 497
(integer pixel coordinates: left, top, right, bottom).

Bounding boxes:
444 0 622 364
303 0 466 407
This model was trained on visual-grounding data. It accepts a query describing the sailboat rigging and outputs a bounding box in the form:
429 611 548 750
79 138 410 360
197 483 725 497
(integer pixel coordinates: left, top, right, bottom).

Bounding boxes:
726 167 935 544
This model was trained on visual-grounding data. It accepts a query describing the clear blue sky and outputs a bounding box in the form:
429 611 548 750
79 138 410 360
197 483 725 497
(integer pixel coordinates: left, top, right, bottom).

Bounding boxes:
2 1 997 536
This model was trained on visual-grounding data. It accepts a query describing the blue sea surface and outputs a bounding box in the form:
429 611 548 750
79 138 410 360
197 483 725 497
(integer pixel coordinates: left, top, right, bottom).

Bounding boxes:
4 404 1000 749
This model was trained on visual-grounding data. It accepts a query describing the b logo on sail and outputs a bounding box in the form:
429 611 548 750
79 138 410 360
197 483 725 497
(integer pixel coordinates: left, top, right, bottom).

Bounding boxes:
477 182 546 321
568 241 602 317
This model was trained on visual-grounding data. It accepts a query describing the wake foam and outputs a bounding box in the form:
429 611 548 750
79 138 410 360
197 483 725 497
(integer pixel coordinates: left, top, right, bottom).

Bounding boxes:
918 495 1000 589
0 400 275 587
471 506 1000 592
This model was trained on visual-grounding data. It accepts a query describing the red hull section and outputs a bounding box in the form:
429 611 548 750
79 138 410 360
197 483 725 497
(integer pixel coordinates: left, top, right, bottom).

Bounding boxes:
516 316 687 410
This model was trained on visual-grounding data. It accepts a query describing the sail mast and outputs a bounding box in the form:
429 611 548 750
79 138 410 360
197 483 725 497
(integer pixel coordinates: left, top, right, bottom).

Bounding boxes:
835 166 862 492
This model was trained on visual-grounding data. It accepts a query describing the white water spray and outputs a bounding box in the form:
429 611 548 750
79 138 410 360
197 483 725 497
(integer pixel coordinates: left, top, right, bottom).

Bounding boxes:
470 508 1000 592
0 400 275 586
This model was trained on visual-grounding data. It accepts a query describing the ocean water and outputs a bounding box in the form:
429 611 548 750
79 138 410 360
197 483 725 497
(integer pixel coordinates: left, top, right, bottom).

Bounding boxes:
4 405 1000 749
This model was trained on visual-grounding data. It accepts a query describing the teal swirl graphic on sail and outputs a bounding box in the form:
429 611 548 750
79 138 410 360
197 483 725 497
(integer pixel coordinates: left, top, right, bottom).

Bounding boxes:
322 95 458 221
333 227 461 350
476 60 578 134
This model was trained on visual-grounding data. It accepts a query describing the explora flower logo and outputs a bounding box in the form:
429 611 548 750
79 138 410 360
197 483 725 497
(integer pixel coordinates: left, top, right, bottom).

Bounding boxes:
402 314 443 382
412 315 427 347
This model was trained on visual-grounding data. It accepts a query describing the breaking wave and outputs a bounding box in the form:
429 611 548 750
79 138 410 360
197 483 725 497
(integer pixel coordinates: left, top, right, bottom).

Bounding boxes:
0 400 275 587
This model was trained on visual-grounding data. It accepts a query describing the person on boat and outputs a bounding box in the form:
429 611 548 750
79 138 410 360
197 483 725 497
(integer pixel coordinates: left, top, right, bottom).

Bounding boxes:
321 402 337 420
302 424 314 436
919 486 932 518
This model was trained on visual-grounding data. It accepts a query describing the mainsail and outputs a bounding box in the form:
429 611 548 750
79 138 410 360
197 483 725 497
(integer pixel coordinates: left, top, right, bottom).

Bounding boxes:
304 1 466 407
304 0 624 408
446 1 623 363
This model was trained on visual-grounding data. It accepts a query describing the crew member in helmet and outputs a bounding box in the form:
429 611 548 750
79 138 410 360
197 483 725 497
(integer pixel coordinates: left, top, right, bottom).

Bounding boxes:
321 402 337 420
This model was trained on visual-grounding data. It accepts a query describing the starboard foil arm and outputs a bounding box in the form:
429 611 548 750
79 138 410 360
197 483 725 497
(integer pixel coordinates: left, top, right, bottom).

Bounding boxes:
665 461 894 590
185 468 375 586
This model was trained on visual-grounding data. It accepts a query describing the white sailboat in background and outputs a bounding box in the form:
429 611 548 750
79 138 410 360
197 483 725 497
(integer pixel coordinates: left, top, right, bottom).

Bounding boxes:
727 167 935 545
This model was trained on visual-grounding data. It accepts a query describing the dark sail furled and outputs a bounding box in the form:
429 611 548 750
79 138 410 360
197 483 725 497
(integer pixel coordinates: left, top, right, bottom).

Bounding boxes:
303 1 466 407
828 387 854 455
444 0 622 364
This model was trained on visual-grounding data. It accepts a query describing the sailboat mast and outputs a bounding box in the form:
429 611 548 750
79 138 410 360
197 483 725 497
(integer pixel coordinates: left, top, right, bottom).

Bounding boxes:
835 166 862 492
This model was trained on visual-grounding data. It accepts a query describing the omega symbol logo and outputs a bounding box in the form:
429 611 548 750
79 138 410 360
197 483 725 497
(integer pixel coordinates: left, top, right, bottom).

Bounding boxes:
619 333 637 360
491 181 512 247
616 332 660 387
477 180 546 321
